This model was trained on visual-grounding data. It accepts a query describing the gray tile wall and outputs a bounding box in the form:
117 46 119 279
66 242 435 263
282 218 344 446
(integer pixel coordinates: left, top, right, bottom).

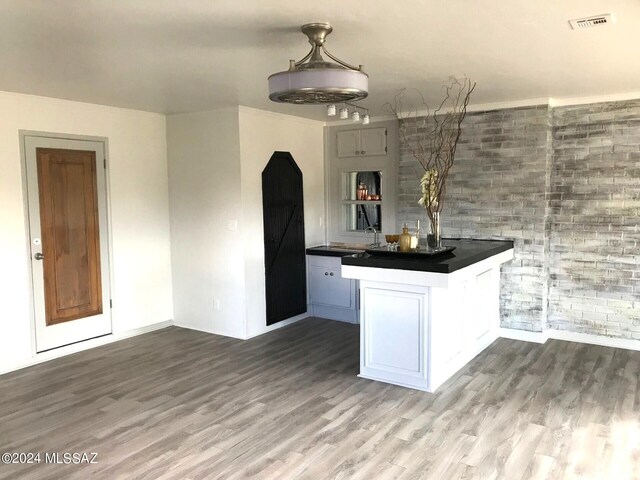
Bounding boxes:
549 100 640 339
397 100 640 338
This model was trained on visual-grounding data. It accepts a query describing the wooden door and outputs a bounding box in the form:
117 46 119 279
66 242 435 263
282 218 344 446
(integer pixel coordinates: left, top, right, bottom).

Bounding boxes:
24 135 112 352
37 148 103 325
262 152 306 325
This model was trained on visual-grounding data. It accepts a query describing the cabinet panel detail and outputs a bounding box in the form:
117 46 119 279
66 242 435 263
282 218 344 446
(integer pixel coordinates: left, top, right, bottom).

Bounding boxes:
337 130 360 158
360 128 387 156
309 266 334 306
363 288 425 376
336 128 387 158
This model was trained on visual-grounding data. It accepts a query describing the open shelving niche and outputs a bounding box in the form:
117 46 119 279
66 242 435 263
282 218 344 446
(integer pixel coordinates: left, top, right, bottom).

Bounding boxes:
326 119 398 245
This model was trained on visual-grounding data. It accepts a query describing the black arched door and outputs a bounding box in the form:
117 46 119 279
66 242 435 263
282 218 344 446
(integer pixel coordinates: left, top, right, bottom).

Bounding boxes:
262 152 306 325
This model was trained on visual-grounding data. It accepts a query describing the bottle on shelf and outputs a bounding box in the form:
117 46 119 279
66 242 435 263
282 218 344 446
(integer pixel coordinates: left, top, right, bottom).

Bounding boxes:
399 224 412 252
410 220 420 249
356 183 367 200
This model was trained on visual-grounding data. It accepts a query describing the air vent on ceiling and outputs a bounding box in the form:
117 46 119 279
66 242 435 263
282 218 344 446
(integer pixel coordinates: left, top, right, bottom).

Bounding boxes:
569 13 614 30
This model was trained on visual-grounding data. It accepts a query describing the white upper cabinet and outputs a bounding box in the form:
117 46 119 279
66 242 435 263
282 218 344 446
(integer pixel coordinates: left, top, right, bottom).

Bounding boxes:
336 130 360 158
337 127 387 158
360 128 387 156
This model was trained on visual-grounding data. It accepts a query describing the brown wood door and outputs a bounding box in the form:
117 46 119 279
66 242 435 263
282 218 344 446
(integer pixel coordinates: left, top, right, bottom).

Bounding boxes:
36 148 103 325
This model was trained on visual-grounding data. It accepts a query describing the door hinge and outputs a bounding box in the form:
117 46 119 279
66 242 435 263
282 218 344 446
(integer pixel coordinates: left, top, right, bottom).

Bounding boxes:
109 299 112 308
385 146 387 153
104 158 107 169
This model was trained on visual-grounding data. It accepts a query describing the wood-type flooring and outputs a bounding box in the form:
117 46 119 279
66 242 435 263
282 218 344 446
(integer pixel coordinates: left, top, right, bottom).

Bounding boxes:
1 318 639 479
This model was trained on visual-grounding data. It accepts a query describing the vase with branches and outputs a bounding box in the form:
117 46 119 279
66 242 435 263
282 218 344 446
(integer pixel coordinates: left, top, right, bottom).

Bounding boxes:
385 77 475 249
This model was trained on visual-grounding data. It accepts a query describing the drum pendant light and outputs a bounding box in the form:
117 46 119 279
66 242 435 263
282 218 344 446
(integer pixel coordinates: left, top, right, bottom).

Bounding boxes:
268 23 369 104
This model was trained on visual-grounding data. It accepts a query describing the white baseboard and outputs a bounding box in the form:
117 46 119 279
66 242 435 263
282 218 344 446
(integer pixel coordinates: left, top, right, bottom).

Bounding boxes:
172 322 245 339
546 329 640 351
499 328 546 344
243 312 310 340
174 312 310 341
500 327 640 351
0 320 174 376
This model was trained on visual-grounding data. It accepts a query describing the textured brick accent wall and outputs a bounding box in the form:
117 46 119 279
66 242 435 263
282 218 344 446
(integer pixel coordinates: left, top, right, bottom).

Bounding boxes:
549 100 640 339
397 106 550 332
397 100 640 338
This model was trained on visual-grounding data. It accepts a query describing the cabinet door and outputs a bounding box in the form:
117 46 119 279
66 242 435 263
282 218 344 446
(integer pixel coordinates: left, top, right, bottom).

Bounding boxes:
328 269 353 308
336 130 360 158
360 127 387 156
309 266 353 308
309 266 334 306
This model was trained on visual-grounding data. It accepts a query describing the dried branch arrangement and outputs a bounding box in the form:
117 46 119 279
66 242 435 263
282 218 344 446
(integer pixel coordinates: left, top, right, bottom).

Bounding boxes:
384 77 476 240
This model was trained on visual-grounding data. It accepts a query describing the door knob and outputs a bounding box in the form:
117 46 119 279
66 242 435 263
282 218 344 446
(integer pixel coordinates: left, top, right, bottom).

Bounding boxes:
34 253 44 260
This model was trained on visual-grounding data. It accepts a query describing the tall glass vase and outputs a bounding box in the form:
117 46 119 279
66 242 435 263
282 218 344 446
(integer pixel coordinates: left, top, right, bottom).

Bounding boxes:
427 211 441 249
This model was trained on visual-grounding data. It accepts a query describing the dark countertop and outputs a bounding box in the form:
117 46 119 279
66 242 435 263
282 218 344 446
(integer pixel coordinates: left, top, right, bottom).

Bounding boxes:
341 239 514 273
306 245 367 257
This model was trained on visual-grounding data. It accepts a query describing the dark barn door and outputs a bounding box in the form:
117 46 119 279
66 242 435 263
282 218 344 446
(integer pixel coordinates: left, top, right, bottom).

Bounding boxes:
262 152 306 326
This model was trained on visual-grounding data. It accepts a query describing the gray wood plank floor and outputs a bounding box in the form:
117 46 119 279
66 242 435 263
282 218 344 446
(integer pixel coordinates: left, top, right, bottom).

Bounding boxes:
1 318 639 480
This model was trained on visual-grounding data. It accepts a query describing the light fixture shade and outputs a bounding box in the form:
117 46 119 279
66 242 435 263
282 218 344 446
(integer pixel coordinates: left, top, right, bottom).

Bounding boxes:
268 69 368 104
362 114 370 125
352 111 360 122
327 104 336 116
339 107 349 119
268 23 368 104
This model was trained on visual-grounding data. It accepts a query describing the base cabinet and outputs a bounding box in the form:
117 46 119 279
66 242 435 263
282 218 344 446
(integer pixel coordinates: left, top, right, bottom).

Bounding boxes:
307 255 358 323
345 254 509 392
361 286 427 389
360 269 500 392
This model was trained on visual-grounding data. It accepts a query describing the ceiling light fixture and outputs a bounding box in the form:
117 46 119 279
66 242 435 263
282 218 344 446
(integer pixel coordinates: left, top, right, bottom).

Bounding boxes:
330 102 370 124
268 23 368 104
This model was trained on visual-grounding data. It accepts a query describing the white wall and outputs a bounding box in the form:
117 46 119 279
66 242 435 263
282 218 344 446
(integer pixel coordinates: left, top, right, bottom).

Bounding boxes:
166 106 325 339
166 108 247 338
0 91 174 372
238 107 325 338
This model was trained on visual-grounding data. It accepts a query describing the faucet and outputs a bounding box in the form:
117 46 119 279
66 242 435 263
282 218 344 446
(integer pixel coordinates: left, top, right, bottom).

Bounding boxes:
365 226 380 247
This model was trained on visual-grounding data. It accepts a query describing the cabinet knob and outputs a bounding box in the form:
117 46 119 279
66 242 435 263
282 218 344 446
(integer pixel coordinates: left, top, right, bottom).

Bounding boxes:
361 151 365 154
325 272 329 276
355 151 360 155
330 272 334 276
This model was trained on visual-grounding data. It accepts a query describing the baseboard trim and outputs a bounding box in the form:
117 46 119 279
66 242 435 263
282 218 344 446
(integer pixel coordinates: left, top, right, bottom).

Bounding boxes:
243 312 310 340
499 327 640 351
0 320 174 376
546 329 640 351
172 322 245 339
173 312 310 341
499 328 546 344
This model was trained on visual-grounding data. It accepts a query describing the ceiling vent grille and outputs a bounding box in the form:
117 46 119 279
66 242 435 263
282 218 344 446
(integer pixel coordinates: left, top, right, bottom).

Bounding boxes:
569 14 614 30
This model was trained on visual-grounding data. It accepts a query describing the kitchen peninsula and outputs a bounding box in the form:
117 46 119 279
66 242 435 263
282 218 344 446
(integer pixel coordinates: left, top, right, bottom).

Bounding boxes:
341 239 514 392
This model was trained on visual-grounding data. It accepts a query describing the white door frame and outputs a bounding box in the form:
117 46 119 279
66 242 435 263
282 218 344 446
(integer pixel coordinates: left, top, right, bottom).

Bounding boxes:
19 130 114 354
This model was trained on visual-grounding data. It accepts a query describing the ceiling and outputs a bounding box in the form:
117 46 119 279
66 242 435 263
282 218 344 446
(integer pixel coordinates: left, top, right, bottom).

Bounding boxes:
0 0 638 120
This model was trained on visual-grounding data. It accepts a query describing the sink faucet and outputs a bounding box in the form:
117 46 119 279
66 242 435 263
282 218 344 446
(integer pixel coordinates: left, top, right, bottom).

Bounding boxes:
365 226 380 247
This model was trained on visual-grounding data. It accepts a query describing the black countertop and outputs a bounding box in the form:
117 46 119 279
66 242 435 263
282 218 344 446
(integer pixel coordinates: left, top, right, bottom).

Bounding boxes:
306 245 367 257
341 239 514 273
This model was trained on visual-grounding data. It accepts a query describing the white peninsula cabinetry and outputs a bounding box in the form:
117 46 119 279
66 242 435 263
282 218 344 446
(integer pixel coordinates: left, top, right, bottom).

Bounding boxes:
342 240 514 392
